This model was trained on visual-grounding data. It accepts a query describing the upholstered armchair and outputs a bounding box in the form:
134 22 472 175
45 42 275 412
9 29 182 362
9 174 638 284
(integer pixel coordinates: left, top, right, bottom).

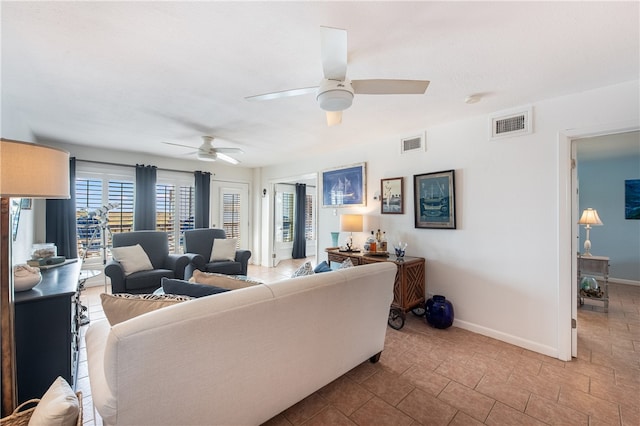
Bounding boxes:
105 231 190 294
184 228 251 279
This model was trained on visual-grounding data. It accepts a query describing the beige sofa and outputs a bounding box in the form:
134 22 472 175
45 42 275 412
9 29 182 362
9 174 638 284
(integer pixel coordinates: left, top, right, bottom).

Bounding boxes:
86 262 396 425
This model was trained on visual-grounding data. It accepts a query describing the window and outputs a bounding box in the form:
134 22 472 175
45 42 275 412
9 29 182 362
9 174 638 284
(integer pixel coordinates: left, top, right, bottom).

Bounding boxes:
76 164 195 256
305 193 314 240
222 192 240 244
281 193 294 243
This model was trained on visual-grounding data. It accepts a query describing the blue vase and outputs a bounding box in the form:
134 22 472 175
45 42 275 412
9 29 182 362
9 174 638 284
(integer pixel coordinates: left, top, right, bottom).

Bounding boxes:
331 232 340 247
425 295 454 329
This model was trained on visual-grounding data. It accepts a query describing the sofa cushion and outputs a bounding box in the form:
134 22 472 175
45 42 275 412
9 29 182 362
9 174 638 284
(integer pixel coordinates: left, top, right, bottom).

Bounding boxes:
110 244 153 276
210 238 238 261
190 269 262 290
313 261 332 273
101 293 192 325
291 261 314 278
204 261 243 275
162 277 230 298
28 376 79 426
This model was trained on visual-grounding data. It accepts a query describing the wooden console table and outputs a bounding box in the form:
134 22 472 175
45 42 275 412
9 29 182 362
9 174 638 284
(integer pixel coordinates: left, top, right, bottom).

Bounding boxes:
14 260 81 403
326 249 426 329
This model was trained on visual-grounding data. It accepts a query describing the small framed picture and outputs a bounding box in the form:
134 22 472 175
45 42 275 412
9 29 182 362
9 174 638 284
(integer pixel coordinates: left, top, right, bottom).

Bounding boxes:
20 198 32 210
414 170 456 229
381 177 404 214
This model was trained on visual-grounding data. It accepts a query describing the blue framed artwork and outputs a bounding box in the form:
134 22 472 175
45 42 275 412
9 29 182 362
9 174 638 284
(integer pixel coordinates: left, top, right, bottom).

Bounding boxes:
322 163 366 207
414 169 456 229
625 179 640 219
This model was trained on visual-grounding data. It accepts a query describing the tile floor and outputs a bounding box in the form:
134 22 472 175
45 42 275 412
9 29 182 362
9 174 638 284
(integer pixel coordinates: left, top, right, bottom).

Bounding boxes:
77 259 639 426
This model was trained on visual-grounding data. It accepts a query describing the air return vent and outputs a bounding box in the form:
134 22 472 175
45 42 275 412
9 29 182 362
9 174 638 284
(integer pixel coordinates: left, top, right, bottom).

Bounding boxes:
489 106 533 140
400 133 425 154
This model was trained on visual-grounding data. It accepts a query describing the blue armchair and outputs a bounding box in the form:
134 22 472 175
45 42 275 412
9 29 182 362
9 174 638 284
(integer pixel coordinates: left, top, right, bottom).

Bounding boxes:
184 228 251 279
105 231 190 294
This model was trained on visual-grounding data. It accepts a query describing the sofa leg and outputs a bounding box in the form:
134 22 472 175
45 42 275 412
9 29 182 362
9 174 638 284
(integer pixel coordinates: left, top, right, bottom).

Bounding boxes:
369 352 382 363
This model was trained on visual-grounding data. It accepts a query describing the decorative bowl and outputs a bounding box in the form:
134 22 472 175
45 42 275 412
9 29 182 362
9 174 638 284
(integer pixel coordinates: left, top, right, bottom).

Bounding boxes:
13 264 42 292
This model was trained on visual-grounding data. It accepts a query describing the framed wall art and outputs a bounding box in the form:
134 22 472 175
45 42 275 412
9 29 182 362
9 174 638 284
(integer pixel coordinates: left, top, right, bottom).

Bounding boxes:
381 177 404 214
625 179 640 219
20 198 32 210
414 169 456 229
322 163 366 207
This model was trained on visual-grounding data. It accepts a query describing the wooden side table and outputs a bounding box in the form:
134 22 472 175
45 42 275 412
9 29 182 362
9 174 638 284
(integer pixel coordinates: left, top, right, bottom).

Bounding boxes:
326 249 426 329
578 255 609 312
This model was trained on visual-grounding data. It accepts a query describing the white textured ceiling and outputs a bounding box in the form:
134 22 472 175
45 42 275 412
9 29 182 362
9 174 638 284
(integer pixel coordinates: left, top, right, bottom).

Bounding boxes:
1 1 638 167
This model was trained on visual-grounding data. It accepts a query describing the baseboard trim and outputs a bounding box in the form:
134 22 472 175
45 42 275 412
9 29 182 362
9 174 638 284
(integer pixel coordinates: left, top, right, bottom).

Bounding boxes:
453 319 560 360
609 277 640 286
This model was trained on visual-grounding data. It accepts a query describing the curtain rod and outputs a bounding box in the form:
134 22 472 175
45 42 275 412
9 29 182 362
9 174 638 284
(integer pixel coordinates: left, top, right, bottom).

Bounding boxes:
77 159 195 175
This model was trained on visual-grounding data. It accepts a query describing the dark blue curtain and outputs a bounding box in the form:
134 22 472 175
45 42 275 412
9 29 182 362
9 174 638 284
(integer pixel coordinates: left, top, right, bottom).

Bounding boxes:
46 157 77 259
194 171 211 228
292 183 307 259
134 164 157 230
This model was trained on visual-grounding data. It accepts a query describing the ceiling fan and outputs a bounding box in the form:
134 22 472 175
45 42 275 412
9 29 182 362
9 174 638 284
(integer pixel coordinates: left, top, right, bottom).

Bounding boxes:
163 136 244 164
246 26 430 126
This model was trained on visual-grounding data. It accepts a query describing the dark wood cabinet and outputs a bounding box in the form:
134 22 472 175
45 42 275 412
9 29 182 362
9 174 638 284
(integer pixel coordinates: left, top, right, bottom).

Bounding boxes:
326 249 426 329
13 261 81 403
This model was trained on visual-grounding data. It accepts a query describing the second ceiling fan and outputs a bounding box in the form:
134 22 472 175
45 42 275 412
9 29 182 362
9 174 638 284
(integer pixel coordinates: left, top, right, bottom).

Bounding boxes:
246 26 430 126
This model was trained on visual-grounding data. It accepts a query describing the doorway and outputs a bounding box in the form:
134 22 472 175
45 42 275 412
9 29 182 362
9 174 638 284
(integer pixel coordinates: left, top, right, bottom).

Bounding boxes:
210 181 250 250
561 124 639 360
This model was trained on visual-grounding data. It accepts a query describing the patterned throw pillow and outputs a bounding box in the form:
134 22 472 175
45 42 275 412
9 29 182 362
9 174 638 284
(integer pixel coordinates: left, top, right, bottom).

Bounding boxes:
291 261 315 278
101 293 192 326
339 258 355 269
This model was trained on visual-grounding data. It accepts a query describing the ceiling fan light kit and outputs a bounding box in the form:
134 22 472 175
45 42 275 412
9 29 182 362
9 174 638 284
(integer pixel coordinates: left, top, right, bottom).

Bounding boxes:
316 79 354 111
162 136 243 164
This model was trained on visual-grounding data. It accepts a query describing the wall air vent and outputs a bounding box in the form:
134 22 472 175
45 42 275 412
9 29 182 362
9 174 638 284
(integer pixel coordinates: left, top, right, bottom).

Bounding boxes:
400 132 425 155
489 106 533 140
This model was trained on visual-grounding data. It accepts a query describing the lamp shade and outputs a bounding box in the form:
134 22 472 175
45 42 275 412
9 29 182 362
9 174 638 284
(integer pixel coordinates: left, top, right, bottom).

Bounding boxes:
1 139 70 198
340 214 363 233
578 208 603 226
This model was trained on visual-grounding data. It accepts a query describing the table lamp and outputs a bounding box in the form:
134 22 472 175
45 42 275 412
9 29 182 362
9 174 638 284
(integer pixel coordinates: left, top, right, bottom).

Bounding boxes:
578 208 603 256
1 139 70 415
340 214 363 252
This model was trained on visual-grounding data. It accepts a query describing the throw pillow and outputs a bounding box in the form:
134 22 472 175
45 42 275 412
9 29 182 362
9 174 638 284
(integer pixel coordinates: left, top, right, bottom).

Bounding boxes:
210 238 237 262
313 261 332 273
101 293 192 326
190 269 262 290
339 258 355 269
162 277 230 298
110 244 153 276
291 261 314 278
28 376 79 426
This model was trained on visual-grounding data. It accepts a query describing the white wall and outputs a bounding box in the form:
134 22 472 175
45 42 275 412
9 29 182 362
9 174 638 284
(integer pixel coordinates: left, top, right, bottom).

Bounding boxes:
259 80 640 359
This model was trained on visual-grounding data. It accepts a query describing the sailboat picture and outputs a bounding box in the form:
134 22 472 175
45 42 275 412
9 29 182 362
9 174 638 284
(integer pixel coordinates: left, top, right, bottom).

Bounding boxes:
322 163 366 207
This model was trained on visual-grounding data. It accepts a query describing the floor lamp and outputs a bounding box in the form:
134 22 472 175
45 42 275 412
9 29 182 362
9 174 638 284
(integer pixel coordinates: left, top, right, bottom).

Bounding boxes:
1 139 69 416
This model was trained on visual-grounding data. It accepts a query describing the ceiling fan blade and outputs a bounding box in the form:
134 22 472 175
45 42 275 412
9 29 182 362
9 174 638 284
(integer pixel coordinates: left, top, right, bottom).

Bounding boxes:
326 111 342 127
352 79 430 95
245 86 317 102
320 26 347 80
215 152 240 165
162 141 196 149
214 148 244 154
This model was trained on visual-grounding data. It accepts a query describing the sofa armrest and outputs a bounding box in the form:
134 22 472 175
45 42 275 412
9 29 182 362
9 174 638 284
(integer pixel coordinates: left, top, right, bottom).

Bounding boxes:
165 254 190 280
235 250 252 275
184 253 206 280
104 259 126 293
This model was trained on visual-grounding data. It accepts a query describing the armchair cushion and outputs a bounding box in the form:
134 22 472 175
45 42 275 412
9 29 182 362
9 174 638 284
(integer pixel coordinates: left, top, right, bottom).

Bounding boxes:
110 244 153 276
184 228 251 278
210 238 238 261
